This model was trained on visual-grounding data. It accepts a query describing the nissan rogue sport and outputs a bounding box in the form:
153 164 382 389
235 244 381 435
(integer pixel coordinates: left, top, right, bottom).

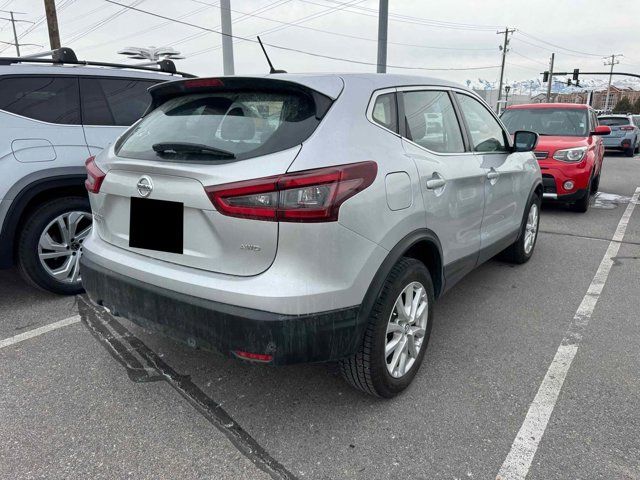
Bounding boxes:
81 74 542 397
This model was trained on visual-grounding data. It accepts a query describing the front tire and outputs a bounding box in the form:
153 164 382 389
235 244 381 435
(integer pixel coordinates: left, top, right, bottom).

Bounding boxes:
340 258 434 398
17 197 92 295
500 193 541 264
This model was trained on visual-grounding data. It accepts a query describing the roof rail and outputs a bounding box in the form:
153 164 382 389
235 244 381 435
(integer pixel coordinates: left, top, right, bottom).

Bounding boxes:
0 47 195 77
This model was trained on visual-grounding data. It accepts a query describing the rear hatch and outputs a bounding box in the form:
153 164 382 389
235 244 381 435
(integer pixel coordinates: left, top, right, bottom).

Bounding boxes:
599 116 632 137
91 76 339 276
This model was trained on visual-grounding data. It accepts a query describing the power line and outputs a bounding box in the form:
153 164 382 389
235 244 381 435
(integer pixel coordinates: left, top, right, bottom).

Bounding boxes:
103 0 500 72
185 0 496 52
296 0 501 31
517 30 606 58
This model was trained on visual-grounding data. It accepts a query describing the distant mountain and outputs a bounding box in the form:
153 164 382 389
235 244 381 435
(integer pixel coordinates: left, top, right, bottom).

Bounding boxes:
468 76 640 96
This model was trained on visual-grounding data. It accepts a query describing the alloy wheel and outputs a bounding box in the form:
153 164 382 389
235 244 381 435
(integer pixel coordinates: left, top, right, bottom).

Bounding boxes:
37 211 92 285
385 281 429 378
524 203 539 255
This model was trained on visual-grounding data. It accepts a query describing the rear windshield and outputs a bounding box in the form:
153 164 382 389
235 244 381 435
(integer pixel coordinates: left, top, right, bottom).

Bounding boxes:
501 108 588 136
598 116 630 127
116 90 321 161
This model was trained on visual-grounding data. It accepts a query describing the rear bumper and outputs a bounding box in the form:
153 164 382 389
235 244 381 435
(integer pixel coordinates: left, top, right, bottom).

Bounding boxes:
603 137 633 149
80 256 365 365
542 189 588 202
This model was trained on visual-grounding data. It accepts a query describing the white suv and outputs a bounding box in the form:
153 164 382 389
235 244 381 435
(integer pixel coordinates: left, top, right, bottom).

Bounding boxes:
0 48 190 294
81 74 542 397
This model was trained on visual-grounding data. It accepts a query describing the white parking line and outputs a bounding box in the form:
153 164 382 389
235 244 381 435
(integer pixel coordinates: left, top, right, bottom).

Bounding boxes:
0 315 80 349
497 186 640 480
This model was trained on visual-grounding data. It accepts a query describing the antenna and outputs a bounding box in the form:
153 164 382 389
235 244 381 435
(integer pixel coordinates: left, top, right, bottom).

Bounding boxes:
257 36 286 74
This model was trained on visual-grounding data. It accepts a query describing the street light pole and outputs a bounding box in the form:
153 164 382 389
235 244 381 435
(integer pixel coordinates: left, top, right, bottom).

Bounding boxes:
376 0 388 73
220 0 235 75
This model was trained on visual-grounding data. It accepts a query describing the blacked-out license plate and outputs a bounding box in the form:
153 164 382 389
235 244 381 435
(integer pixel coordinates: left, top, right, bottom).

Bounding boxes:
129 197 183 254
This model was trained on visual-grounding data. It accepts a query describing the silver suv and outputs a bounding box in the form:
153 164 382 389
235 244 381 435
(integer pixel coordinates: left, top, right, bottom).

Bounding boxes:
0 48 190 295
81 74 542 397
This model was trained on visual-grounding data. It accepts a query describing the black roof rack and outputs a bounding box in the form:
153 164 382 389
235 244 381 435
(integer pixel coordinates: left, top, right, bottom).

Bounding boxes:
0 47 195 78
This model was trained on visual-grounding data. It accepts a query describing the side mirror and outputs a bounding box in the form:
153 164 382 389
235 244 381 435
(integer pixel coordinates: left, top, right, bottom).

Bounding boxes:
513 130 539 152
591 125 611 136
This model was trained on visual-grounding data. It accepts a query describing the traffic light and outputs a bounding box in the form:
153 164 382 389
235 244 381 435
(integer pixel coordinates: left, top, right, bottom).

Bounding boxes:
543 71 549 82
567 78 572 86
573 68 579 81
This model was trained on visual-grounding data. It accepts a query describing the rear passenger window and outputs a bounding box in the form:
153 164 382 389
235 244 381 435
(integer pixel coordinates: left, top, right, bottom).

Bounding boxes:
402 90 464 153
371 93 397 132
0 76 80 124
80 78 159 126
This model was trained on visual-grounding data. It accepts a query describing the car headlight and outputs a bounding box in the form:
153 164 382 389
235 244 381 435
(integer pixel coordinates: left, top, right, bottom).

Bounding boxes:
552 147 587 162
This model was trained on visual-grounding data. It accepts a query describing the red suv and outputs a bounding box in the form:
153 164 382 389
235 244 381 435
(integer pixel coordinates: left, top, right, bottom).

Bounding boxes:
501 103 610 212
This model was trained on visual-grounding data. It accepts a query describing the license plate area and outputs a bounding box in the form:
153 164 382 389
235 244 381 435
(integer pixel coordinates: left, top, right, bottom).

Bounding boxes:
129 197 183 254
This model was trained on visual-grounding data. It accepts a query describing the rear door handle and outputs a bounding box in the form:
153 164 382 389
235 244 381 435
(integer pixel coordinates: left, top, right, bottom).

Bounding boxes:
487 170 500 180
426 178 446 190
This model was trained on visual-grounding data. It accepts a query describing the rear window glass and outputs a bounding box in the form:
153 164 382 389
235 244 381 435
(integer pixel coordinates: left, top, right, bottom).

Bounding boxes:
0 76 80 124
116 90 322 162
81 78 159 126
598 117 630 127
501 108 588 136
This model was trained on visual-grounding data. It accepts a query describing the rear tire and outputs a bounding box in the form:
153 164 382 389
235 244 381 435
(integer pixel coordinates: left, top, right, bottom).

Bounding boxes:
624 146 634 157
590 173 600 194
500 193 541 264
340 257 434 398
17 197 91 295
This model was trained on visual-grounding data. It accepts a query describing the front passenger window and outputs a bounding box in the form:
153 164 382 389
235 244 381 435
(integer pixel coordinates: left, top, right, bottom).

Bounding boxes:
456 93 508 153
402 90 464 153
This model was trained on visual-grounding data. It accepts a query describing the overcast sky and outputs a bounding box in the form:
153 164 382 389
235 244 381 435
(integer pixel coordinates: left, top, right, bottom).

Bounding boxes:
1 0 639 89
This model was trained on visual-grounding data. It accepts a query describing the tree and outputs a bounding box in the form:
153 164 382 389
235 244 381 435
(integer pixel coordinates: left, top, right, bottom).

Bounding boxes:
633 97 640 115
613 96 633 113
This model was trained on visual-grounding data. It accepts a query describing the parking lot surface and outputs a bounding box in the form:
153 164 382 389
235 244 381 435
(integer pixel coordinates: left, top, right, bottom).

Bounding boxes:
1 153 639 480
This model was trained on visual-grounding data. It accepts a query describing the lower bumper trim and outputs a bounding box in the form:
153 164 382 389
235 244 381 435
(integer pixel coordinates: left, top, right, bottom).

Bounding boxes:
80 256 365 365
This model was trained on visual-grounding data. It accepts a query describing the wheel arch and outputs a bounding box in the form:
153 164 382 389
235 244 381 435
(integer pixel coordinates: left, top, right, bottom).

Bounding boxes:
0 172 87 268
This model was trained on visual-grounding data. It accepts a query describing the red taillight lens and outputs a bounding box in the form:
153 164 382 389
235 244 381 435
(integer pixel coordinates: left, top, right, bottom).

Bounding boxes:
620 125 635 131
205 161 377 222
84 156 106 193
233 350 273 363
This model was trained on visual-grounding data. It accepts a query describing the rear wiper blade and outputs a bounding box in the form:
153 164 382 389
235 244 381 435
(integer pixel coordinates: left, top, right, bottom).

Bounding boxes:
152 142 235 158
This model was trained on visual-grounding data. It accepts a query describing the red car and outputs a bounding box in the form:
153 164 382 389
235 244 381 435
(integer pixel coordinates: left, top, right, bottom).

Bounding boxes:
501 103 610 212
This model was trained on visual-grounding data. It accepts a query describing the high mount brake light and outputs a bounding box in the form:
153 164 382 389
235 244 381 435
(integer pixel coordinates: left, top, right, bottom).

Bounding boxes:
85 156 106 194
183 78 224 88
205 161 378 222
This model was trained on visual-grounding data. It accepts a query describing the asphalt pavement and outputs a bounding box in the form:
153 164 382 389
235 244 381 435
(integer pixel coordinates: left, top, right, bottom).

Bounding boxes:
1 153 639 480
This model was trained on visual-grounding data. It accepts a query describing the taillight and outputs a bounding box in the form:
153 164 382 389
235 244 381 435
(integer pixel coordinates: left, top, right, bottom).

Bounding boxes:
85 156 106 193
620 125 635 131
205 161 377 222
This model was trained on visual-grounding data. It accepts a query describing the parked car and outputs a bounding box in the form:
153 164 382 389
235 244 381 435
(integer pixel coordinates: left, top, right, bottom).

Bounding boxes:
501 103 610 212
0 48 192 294
597 114 640 156
80 74 542 397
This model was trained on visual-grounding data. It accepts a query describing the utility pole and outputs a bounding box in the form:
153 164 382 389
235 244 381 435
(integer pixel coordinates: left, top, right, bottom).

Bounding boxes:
603 53 622 112
0 10 35 56
43 0 61 50
220 0 235 75
496 27 515 113
545 53 555 102
376 0 388 73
